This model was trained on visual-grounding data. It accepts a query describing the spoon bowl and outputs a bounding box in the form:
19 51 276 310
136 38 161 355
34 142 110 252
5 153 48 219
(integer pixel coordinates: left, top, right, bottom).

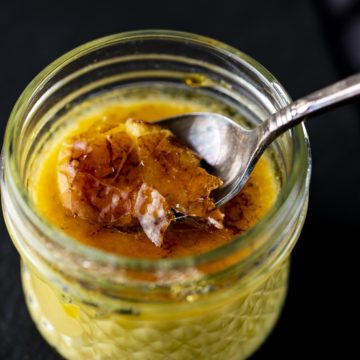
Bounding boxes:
157 113 261 207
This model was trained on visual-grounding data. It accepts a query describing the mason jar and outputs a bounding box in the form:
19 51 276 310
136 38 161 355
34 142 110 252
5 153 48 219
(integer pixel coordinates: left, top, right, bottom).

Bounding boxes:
1 30 311 360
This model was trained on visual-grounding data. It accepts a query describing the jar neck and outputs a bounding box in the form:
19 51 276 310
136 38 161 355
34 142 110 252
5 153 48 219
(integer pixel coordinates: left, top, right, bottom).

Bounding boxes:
1 30 311 302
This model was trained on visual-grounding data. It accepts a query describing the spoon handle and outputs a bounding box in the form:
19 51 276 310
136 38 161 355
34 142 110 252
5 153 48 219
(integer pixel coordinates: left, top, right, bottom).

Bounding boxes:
258 74 360 145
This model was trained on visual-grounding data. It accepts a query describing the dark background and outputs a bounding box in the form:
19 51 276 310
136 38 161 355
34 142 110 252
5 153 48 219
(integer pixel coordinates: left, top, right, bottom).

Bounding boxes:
1 0 360 359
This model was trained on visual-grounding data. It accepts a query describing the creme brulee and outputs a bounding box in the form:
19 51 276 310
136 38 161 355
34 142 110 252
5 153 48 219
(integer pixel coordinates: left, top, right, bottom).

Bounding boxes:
19 96 286 360
32 99 277 259
2 31 310 360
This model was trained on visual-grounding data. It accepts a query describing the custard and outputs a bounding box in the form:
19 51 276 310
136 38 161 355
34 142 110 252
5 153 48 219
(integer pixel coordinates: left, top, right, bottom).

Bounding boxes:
20 97 287 360
33 99 278 259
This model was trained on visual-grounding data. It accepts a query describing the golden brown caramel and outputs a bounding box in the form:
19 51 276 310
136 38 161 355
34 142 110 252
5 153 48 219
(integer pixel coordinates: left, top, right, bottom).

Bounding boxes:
58 124 140 229
135 183 173 246
56 118 223 246
33 100 278 258
136 124 223 224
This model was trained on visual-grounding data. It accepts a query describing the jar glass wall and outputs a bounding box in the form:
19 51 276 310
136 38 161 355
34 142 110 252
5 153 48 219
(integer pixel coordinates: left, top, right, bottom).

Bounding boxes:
1 30 311 360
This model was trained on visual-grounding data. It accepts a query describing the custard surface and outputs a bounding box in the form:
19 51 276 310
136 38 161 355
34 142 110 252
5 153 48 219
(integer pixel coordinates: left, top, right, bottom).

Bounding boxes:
33 99 278 258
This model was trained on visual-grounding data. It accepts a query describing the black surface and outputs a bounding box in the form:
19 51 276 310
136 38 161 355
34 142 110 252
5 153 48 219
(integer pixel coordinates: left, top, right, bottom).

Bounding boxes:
1 0 360 359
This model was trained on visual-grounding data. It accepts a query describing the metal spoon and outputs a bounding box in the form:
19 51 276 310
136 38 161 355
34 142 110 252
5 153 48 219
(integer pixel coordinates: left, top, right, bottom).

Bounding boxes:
156 74 360 207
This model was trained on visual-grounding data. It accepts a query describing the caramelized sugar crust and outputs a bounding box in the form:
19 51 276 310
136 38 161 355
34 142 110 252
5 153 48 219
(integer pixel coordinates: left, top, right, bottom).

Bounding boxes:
57 119 223 246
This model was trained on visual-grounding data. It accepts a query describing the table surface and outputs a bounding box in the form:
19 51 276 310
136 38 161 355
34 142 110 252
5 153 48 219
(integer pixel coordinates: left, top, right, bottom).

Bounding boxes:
1 0 360 359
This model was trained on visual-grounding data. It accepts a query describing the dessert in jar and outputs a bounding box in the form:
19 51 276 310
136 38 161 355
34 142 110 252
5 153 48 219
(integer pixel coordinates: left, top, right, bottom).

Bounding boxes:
1 30 311 360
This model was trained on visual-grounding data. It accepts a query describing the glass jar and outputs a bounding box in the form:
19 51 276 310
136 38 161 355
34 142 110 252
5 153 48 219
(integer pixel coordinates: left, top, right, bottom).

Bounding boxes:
1 30 311 360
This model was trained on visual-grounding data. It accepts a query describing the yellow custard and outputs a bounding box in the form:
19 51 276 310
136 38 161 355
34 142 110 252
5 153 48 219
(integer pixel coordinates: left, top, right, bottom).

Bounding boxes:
18 97 289 360
32 100 277 259
22 261 288 360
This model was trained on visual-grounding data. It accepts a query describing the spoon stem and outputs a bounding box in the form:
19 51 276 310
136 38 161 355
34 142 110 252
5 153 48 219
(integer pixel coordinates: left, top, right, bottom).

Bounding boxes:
258 74 360 146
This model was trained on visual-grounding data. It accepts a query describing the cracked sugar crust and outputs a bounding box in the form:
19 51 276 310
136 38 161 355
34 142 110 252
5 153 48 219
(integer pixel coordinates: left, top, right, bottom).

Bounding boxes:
57 118 223 246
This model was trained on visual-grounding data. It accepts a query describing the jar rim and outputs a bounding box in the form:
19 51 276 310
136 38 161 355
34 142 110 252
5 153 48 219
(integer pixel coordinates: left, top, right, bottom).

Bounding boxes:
2 29 311 273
